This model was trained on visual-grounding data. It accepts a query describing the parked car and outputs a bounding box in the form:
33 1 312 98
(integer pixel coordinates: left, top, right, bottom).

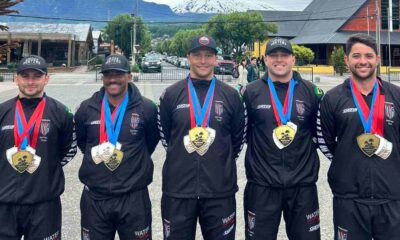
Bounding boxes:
141 56 162 73
179 57 190 69
215 55 239 78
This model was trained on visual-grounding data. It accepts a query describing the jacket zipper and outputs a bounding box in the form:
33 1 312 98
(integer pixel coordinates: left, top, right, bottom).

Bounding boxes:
197 156 200 199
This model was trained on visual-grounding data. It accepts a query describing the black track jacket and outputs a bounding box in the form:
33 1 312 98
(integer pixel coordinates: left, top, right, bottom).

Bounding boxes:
158 78 246 198
0 95 76 204
318 78 400 200
243 71 321 187
75 83 159 199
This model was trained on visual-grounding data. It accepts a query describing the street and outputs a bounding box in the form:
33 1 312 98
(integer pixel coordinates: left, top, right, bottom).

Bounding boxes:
0 72 356 240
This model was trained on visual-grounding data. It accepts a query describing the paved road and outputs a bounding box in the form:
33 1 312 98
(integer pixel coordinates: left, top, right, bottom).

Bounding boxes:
2 72 395 239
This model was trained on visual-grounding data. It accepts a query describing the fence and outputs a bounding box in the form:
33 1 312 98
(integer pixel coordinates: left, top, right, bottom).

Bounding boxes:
293 66 314 82
0 68 15 82
95 67 238 82
388 67 400 82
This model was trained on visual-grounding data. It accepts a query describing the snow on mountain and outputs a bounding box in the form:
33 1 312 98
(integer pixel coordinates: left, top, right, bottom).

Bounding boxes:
144 0 311 13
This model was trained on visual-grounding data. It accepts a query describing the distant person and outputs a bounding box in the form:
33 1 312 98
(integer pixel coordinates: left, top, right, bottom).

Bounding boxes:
236 58 248 93
0 55 77 239
75 54 159 240
247 57 259 82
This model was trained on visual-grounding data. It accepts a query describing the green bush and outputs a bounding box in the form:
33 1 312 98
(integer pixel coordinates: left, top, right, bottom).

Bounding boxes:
131 64 140 73
0 76 4 82
331 46 347 76
95 57 103 65
293 45 315 66
7 62 16 70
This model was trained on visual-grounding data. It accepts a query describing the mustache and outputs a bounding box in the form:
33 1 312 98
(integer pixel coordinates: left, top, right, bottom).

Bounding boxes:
355 63 373 68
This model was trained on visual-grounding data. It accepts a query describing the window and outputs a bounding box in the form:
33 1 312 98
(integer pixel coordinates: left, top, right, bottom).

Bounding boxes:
381 0 400 30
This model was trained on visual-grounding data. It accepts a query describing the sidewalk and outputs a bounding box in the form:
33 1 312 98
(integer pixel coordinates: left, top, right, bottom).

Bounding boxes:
0 81 17 93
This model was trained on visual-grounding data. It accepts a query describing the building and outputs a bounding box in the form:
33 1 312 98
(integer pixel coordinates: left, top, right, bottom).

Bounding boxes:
0 22 94 67
256 0 400 66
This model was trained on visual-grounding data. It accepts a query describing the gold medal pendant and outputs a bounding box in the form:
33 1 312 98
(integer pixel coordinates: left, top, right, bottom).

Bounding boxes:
189 127 209 148
272 122 297 149
11 150 33 173
184 127 216 156
357 133 380 157
104 148 124 171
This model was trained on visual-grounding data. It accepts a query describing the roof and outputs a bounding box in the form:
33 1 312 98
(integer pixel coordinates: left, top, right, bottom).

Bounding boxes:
259 0 371 44
0 22 92 42
92 30 102 40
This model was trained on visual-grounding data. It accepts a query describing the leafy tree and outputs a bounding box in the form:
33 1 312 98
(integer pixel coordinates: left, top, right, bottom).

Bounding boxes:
169 28 205 57
205 12 277 58
292 44 314 66
148 23 202 38
104 13 151 58
0 0 23 57
331 46 347 76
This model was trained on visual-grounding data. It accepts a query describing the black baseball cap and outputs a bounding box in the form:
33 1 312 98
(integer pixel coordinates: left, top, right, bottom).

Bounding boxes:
100 54 130 73
188 36 217 54
17 55 47 74
265 37 293 55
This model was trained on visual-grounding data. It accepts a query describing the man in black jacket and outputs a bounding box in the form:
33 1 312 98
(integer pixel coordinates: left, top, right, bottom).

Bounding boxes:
247 57 259 83
0 55 77 239
75 54 159 240
158 36 246 240
243 38 322 240
318 33 400 239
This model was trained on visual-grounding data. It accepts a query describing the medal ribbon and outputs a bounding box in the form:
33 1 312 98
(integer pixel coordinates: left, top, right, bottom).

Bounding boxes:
99 93 128 145
187 76 216 129
14 98 46 150
350 79 384 135
267 77 296 125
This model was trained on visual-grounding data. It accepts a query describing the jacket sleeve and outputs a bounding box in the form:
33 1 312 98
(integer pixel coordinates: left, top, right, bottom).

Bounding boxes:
230 90 247 160
59 106 77 167
311 86 324 150
242 87 252 143
74 102 88 154
247 66 252 82
158 89 171 149
142 98 160 155
316 93 337 161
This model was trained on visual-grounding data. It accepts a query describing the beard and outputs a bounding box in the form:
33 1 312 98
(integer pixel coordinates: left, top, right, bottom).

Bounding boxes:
349 64 376 81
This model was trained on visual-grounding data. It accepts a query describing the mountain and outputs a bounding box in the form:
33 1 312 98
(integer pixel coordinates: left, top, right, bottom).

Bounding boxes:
6 0 214 28
145 0 312 13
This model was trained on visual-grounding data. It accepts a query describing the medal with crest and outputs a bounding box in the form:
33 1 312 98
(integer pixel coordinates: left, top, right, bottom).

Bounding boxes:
91 93 128 171
267 77 298 149
350 79 392 159
6 98 46 174
183 76 216 156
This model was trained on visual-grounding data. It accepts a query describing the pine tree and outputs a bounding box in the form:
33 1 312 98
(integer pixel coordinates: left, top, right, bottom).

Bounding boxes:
0 0 23 55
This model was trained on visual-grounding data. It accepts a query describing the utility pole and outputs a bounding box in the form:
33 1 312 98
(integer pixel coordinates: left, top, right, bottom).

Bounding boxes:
132 0 139 66
388 0 393 68
376 0 381 75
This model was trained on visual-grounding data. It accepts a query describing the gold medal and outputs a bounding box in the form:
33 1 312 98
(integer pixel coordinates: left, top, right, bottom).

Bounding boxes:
104 148 124 171
184 127 216 155
357 133 380 157
189 127 209 148
273 122 297 149
11 150 33 173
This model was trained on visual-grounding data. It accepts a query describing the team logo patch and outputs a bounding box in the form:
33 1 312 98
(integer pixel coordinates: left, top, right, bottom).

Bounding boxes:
163 219 170 238
215 101 224 116
199 36 210 46
134 226 151 240
337 226 348 240
385 102 395 120
296 100 305 115
131 113 140 129
247 210 256 235
40 121 50 136
82 227 90 240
